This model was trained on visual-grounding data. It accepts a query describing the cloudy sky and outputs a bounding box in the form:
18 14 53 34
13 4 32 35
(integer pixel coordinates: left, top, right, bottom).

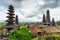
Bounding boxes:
0 0 60 22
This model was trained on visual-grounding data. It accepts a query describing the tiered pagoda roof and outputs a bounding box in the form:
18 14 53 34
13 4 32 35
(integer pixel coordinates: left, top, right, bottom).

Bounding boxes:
6 4 15 25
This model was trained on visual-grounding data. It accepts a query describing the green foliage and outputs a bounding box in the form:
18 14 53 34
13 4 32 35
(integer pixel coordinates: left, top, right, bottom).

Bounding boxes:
9 26 32 40
0 22 6 27
32 38 39 40
32 33 60 40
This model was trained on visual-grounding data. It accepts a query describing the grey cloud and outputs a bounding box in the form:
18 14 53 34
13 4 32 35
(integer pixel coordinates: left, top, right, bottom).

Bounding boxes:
14 0 23 2
25 11 42 18
38 17 42 19
26 15 36 18
2 0 23 8
1 0 60 22
40 0 60 9
2 0 60 9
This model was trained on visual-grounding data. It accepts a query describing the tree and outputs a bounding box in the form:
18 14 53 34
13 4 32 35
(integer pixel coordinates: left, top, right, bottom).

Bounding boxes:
9 26 32 40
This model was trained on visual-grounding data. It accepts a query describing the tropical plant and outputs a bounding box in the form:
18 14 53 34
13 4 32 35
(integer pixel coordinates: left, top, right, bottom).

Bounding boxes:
9 26 32 40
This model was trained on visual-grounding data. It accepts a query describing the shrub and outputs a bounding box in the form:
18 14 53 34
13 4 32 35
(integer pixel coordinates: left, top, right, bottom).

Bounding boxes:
9 26 32 40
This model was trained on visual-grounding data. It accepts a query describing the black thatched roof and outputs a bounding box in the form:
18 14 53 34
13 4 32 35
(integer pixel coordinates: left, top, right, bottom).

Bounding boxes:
3 24 18 29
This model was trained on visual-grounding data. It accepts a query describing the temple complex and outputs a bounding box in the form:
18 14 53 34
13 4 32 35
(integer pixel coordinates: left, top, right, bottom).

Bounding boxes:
0 4 60 39
28 9 60 37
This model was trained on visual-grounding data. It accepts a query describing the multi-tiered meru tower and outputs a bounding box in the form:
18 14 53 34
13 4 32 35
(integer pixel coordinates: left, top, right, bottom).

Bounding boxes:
15 15 19 25
6 4 15 25
4 4 18 32
46 10 51 25
42 14 46 25
42 9 56 26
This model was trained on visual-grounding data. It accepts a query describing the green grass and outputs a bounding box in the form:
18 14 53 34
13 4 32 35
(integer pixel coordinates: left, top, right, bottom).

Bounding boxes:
0 22 6 27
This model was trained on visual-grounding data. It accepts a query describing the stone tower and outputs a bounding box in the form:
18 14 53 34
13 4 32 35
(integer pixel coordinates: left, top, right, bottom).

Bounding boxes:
42 14 46 25
51 18 56 26
46 9 51 25
6 4 15 25
4 4 16 38
15 15 19 25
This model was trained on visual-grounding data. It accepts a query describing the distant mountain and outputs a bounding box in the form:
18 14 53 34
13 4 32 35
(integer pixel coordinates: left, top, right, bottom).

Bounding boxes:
56 21 60 25
19 22 41 24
